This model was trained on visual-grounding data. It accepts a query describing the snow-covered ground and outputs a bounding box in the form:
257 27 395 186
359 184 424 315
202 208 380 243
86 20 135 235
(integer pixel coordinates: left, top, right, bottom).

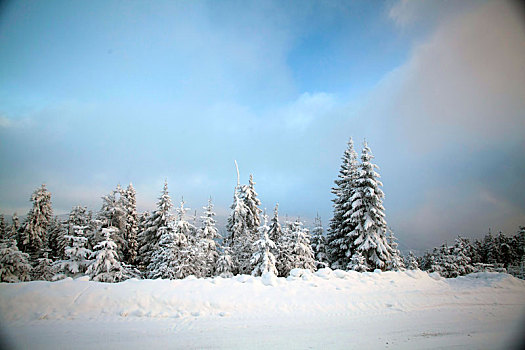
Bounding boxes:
1 269 524 349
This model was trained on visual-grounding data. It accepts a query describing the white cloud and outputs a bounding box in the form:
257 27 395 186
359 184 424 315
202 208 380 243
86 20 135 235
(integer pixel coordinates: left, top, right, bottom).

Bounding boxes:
281 92 337 130
376 0 525 151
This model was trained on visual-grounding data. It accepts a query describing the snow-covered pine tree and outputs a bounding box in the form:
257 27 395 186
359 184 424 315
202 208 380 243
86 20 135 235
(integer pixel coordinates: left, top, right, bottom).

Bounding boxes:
31 252 54 281
146 223 180 279
98 186 126 257
348 250 368 272
405 251 419 270
138 181 173 268
47 216 67 260
276 219 295 277
10 213 20 241
173 198 202 278
243 174 262 233
310 213 328 268
326 137 359 270
87 227 130 282
251 214 278 276
451 236 474 276
268 204 283 265
67 206 95 249
54 225 92 278
122 183 139 265
20 184 53 259
216 246 234 278
289 219 316 272
226 177 251 275
348 141 393 271
0 215 6 240
0 239 32 282
386 228 405 271
199 198 220 277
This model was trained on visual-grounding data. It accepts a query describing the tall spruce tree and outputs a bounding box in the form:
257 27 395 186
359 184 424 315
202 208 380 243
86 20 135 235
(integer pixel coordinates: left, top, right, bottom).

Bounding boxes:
226 171 251 275
349 141 393 271
20 184 53 259
327 138 359 269
311 213 328 268
199 198 220 277
251 214 278 276
122 183 139 265
87 227 130 282
138 180 173 267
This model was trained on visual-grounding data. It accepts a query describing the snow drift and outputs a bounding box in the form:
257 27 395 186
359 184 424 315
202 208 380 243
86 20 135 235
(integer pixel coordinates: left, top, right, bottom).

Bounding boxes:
1 269 524 349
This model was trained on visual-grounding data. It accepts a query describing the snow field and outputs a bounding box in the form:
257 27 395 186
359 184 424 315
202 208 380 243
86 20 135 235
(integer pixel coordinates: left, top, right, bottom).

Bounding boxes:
1 269 524 349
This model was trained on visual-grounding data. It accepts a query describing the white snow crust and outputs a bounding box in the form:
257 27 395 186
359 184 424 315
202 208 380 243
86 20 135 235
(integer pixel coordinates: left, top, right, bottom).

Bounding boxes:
1 270 524 349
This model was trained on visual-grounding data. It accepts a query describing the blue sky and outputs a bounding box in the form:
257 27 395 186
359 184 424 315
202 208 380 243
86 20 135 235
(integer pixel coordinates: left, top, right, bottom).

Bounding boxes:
1 0 524 251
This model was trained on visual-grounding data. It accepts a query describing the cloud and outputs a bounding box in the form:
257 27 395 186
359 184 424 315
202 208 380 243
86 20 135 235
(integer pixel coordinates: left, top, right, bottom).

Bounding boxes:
378 0 525 151
281 92 337 130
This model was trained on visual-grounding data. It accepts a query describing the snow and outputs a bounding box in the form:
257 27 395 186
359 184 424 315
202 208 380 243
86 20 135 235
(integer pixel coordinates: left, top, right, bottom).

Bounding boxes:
1 270 524 349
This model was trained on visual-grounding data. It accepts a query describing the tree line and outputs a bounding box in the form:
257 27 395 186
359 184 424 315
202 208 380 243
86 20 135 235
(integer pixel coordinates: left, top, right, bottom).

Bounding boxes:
0 139 523 282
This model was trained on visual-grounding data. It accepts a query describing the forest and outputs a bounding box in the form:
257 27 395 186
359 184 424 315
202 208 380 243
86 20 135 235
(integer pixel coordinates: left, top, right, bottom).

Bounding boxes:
1 139 524 283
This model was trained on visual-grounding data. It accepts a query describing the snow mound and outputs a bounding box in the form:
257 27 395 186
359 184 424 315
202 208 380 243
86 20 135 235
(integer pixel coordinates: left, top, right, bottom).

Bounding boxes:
0 270 524 324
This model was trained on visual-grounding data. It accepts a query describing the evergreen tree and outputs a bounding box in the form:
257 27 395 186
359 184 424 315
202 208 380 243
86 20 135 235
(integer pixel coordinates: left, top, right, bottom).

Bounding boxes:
122 183 139 265
268 204 283 265
146 224 180 279
0 239 32 282
10 213 20 242
173 198 202 278
386 229 405 271
349 141 393 271
310 213 328 268
226 182 251 275
67 206 95 249
31 252 54 281
0 214 6 240
242 174 262 233
20 184 53 258
98 186 126 257
138 181 173 267
451 236 474 276
348 251 368 272
276 220 295 277
288 219 316 271
87 227 130 282
54 226 92 277
405 251 419 270
326 138 359 269
199 198 220 277
47 216 67 260
216 246 234 278
251 214 278 276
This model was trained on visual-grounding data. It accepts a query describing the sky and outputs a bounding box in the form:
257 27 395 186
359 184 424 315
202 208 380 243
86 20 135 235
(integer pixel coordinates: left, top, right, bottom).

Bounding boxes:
0 0 524 252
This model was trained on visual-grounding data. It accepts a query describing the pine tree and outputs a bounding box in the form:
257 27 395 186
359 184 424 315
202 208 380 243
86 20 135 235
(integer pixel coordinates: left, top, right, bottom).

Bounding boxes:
276 220 295 277
87 227 130 282
310 213 328 268
348 251 368 272
386 229 405 271
20 184 53 258
122 183 139 265
349 141 393 271
251 214 278 276
405 251 419 270
173 198 202 278
146 224 180 279
327 138 359 269
0 239 32 282
243 174 262 233
54 226 92 277
268 204 283 265
216 247 234 278
31 252 54 281
199 198 220 277
67 206 95 249
47 216 67 260
226 181 250 275
451 236 474 276
289 219 316 271
0 215 6 240
138 181 173 267
98 186 126 257
10 213 20 241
